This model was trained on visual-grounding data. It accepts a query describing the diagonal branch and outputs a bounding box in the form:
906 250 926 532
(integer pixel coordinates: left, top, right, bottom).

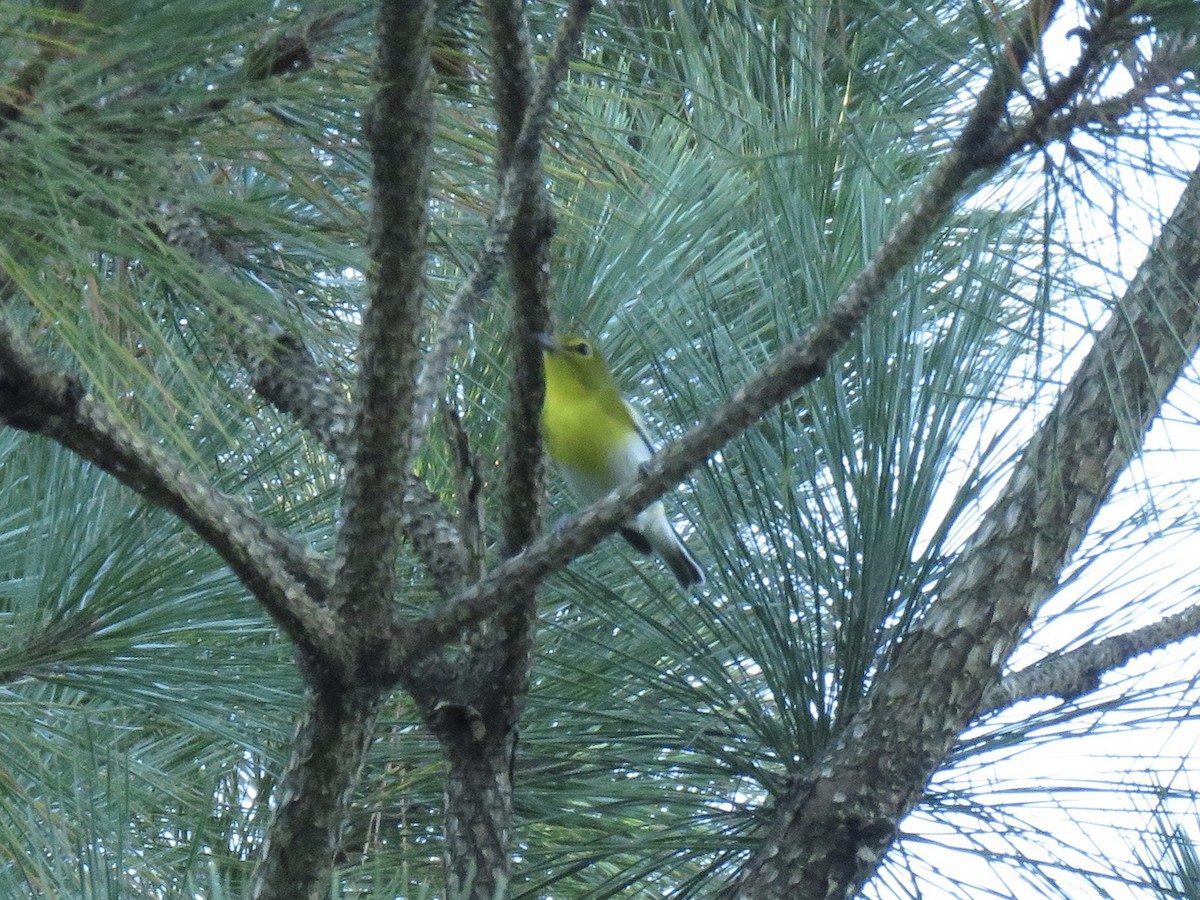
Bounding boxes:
331 0 436 629
0 321 346 668
733 162 1200 899
387 146 976 669
976 0 1141 165
981 596 1200 714
417 5 595 894
156 199 469 598
384 0 1148 679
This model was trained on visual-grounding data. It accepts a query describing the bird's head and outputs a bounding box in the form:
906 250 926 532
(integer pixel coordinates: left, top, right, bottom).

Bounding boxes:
537 333 616 394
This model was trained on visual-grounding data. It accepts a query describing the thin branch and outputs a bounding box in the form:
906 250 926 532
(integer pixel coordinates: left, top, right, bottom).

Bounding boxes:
252 334 470 597
955 0 1059 159
976 0 1139 164
982 596 1200 713
441 398 486 581
1040 46 1199 145
384 0 1148 678
0 321 347 668
331 0 435 629
156 197 471 597
408 0 594 456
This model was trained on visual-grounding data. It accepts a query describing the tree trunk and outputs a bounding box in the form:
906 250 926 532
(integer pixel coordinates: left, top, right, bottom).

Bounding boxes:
252 681 382 900
444 731 517 899
733 164 1200 898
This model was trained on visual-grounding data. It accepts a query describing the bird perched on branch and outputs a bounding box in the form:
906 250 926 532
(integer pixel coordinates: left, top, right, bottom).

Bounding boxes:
538 333 704 588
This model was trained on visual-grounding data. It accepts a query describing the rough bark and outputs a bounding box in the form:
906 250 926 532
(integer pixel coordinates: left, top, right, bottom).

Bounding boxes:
409 0 594 460
251 683 383 900
982 597 1200 713
255 1 436 893
252 335 471 597
0 322 342 661
443 727 519 899
731 164 1200 899
332 0 435 628
427 1 592 894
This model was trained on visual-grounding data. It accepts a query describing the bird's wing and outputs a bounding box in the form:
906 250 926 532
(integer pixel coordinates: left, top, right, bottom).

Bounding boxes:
622 398 657 457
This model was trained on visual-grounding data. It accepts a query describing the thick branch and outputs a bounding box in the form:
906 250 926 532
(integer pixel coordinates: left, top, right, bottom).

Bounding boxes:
423 4 595 894
158 201 469 601
251 685 382 900
733 163 1200 899
0 322 346 666
1038 42 1199 147
982 597 1200 713
332 0 435 628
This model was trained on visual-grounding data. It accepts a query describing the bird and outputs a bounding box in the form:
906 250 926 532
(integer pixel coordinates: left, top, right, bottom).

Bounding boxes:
538 332 704 588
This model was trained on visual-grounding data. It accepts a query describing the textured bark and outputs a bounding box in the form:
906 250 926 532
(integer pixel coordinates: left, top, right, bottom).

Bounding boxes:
253 335 471 597
332 0 435 627
424 1 560 895
0 322 342 661
487 0 561 702
983 596 1200 713
251 683 382 900
408 0 593 460
255 2 435 893
390 146 981 668
443 730 518 899
732 166 1200 899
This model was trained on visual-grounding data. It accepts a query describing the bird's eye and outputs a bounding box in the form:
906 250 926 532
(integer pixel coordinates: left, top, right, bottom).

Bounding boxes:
573 341 591 356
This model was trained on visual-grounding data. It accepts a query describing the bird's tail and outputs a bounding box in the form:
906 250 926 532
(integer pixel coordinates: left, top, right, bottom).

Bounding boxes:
639 507 705 589
658 536 705 588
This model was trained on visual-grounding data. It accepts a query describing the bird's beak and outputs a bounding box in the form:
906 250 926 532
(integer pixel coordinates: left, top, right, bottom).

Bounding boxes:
534 332 556 352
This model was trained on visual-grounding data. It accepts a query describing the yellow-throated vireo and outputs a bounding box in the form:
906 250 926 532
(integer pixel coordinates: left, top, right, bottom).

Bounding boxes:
539 333 704 588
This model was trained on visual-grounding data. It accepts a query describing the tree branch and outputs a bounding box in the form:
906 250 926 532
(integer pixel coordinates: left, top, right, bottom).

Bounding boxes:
733 160 1200 899
384 53 1014 669
1039 40 1199 147
982 597 1200 714
977 0 1140 164
420 4 595 895
385 0 1151 680
0 321 347 668
408 0 595 457
251 684 382 900
252 334 470 597
155 194 472 598
331 0 435 631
